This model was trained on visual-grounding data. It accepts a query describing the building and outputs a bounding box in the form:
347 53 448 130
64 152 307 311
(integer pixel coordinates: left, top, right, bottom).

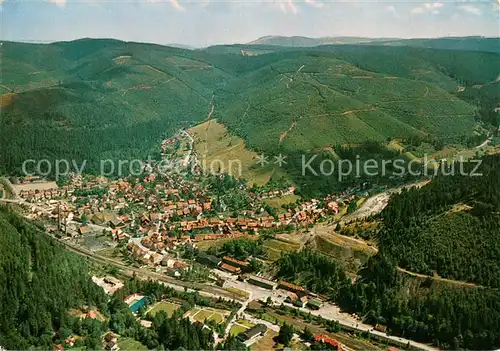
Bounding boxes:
78 225 90 235
166 267 181 277
246 275 277 290
307 299 323 310
278 280 306 293
285 292 308 307
223 256 250 270
237 324 267 342
196 252 222 267
313 334 342 350
220 263 241 274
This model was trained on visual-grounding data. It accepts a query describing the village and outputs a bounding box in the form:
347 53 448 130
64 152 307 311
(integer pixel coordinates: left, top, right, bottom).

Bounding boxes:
5 131 409 351
15 159 362 276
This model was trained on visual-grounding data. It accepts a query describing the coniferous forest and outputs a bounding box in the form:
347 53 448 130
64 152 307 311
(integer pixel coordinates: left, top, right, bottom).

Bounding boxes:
0 206 220 350
275 155 500 350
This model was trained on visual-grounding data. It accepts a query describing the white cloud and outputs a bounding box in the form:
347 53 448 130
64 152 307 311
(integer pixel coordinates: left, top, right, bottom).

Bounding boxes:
411 2 444 15
280 0 298 14
386 5 398 17
48 0 67 8
146 0 185 11
305 0 323 9
458 4 482 15
170 0 185 11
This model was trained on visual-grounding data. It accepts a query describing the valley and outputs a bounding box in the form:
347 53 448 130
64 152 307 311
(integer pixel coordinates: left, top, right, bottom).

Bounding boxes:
1 35 500 351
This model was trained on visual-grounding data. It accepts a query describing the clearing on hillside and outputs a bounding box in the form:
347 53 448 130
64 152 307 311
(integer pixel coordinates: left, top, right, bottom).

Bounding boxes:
189 119 276 186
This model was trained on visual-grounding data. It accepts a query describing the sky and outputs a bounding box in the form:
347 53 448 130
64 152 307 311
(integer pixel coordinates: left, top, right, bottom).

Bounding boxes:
1 0 499 47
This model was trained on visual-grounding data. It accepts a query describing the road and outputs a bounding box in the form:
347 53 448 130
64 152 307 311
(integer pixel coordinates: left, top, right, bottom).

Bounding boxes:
179 129 195 167
211 270 437 351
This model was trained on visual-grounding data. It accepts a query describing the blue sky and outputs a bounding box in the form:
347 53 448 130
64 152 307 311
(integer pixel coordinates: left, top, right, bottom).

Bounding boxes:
1 0 499 47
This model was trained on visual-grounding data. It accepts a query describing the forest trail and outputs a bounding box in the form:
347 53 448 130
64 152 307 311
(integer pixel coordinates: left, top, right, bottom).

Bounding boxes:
395 267 496 289
279 119 297 144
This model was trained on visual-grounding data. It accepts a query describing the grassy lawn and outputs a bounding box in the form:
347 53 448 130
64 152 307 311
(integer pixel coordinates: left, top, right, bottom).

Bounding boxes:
118 337 148 351
230 324 248 336
224 287 250 299
193 310 215 323
263 194 300 210
210 312 225 324
190 307 229 324
250 330 278 351
263 238 300 261
147 301 181 317
236 319 255 328
96 247 124 260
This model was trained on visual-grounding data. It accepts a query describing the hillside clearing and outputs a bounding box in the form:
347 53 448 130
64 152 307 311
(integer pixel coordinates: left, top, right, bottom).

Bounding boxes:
189 119 275 186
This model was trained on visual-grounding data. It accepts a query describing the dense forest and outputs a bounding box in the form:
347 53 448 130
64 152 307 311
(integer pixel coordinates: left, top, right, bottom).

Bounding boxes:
275 250 350 299
274 156 500 349
0 205 108 349
3 39 499 186
276 249 500 350
0 205 237 349
378 155 500 288
339 255 500 350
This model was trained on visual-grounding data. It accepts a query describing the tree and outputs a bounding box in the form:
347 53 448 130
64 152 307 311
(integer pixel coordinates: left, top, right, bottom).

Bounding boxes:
278 322 294 346
302 327 313 342
218 335 247 350
265 296 272 307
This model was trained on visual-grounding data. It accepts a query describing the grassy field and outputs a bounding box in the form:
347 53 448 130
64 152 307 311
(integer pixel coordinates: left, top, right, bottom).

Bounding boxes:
147 301 181 317
189 119 276 186
230 324 248 336
230 319 256 337
185 306 230 324
263 238 300 261
310 233 376 273
250 330 278 351
118 337 148 351
224 287 250 299
263 194 300 210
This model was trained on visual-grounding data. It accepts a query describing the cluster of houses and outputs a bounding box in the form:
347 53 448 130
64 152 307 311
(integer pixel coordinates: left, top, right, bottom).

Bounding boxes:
254 186 295 200
161 135 181 152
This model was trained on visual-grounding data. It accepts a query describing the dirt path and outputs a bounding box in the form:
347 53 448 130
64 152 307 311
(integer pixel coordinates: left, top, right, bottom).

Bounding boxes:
279 119 297 144
395 267 495 289
336 105 376 116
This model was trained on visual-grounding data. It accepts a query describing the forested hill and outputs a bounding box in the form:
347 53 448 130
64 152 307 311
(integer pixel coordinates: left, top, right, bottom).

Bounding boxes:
377 154 500 288
0 205 108 349
2 38 499 176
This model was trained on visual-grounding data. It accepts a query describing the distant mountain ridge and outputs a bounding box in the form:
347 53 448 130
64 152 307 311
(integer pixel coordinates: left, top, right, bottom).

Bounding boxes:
247 35 396 47
248 35 500 53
